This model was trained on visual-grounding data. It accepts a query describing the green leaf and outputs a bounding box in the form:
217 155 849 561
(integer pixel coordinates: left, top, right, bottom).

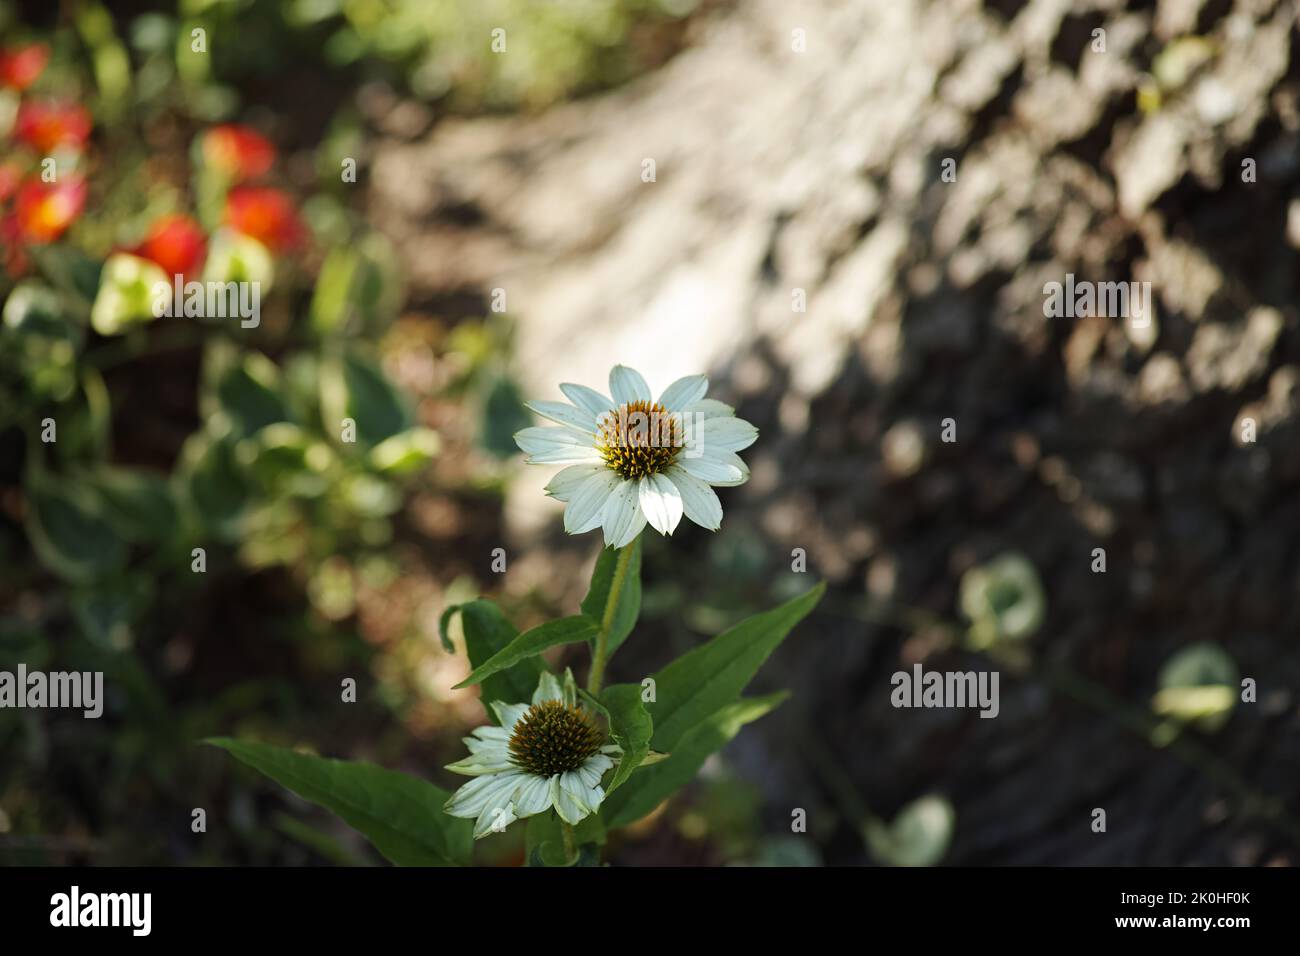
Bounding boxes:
601 692 788 828
206 738 472 867
177 431 251 538
309 246 360 337
31 245 103 306
310 236 402 340
437 604 462 654
88 466 177 544
235 423 332 498
210 351 289 439
649 582 824 751
3 281 82 400
601 683 652 794
454 615 596 690
368 427 439 476
25 471 128 583
478 372 532 460
580 539 642 658
865 795 955 867
525 811 605 867
321 349 412 448
69 574 153 649
455 599 546 710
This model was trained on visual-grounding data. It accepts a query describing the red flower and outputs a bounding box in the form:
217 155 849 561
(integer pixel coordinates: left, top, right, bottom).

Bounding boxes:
0 163 21 204
134 213 207 279
202 124 276 181
0 44 49 91
13 176 87 244
14 101 93 154
224 186 305 252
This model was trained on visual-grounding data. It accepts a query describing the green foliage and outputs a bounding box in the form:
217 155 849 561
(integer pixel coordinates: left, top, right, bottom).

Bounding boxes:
581 539 642 658
602 692 789 828
207 738 473 866
453 616 598 689
446 599 545 712
600 683 652 794
1152 642 1238 731
290 0 695 109
959 552 1045 649
526 811 605 867
24 469 129 582
864 795 956 868
647 582 825 751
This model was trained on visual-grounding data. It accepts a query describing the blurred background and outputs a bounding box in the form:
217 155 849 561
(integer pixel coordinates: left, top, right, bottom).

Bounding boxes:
2 0 1299 866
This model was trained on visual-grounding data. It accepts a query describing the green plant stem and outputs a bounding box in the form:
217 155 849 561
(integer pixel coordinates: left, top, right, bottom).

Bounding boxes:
586 541 636 696
561 821 578 864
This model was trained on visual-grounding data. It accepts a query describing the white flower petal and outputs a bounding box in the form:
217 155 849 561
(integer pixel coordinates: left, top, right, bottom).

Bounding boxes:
514 425 592 454
609 365 651 405
445 771 527 818
666 465 723 531
550 774 590 824
467 725 511 744
544 463 605 502
683 398 735 420
445 748 514 776
525 400 597 435
560 383 614 419
638 473 684 535
474 800 517 839
525 444 605 465
490 701 529 730
564 469 620 534
578 753 614 789
512 774 554 816
532 671 564 705
562 770 605 814
516 427 601 464
600 478 648 548
698 448 750 486
700 416 758 452
657 375 709 412
678 451 748 486
462 737 510 764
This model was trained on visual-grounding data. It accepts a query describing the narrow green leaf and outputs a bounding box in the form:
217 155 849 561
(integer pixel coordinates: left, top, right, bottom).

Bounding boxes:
437 603 462 654
601 692 789 828
453 614 595 690
457 599 545 709
580 538 642 657
601 684 652 794
650 582 824 751
207 738 472 867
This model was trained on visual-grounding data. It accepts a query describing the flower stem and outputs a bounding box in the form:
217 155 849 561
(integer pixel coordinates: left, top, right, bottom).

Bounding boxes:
586 541 636 696
561 820 578 864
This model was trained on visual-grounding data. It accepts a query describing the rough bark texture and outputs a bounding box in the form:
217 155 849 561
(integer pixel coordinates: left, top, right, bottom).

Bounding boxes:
369 0 1300 864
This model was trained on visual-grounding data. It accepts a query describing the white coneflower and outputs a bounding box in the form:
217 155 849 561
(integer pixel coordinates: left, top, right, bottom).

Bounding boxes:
444 671 619 838
514 365 757 548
